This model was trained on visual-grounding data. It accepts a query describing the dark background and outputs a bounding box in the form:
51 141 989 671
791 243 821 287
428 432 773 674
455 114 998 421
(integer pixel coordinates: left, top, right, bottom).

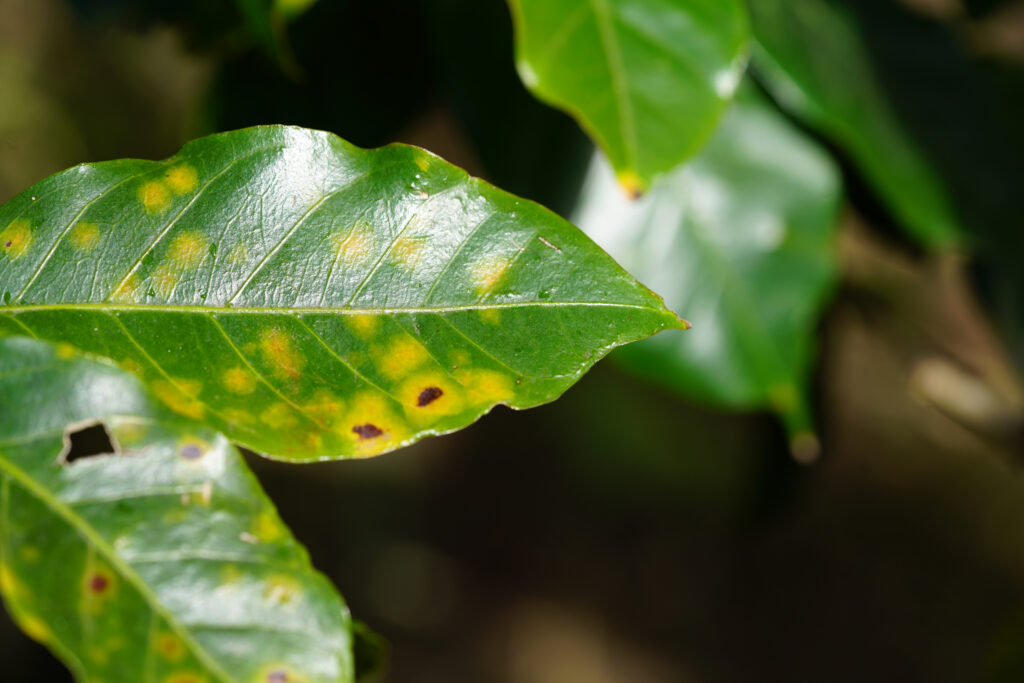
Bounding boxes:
3 0 1024 681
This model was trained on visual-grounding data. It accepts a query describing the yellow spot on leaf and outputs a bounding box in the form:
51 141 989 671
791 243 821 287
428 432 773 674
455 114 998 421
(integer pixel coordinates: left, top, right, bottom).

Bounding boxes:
19 547 39 563
1 219 32 259
264 575 302 605
56 343 77 360
110 273 143 303
0 563 19 597
450 350 471 367
617 170 646 199
164 672 209 683
167 231 208 269
152 379 205 420
305 390 344 426
478 308 501 325
222 407 254 425
139 180 172 213
344 393 409 457
373 336 429 381
455 368 514 405
332 222 373 264
471 254 511 296
228 243 249 265
346 313 379 339
154 632 186 661
120 358 144 375
151 264 181 299
165 164 199 194
222 366 257 395
70 222 100 252
391 237 424 269
397 371 465 422
82 561 116 615
260 327 305 379
260 403 298 431
414 154 431 172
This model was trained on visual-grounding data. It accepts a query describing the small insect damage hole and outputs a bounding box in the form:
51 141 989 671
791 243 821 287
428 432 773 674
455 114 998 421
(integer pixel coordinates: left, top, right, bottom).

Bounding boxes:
352 423 384 440
416 386 443 407
61 421 117 465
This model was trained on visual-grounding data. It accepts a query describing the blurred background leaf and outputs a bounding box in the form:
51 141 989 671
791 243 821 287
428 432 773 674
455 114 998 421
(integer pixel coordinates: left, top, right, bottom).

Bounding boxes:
574 86 841 456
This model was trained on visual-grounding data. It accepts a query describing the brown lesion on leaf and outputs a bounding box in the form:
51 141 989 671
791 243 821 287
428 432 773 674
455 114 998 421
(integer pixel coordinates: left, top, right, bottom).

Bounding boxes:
87 573 110 594
416 386 444 407
352 423 384 440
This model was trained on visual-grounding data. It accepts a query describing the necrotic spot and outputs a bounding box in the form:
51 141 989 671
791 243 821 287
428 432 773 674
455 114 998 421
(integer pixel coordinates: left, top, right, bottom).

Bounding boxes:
89 574 110 593
417 386 443 407
180 444 203 461
352 423 384 440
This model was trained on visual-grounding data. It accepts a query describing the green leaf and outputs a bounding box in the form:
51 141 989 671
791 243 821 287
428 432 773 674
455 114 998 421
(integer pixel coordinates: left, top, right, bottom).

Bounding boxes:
509 0 749 195
747 0 960 247
0 336 354 682
574 88 840 454
0 126 683 461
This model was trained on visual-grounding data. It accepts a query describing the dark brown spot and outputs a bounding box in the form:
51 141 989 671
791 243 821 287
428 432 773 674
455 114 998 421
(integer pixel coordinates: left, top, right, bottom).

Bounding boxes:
180 443 203 461
417 386 443 407
352 423 383 440
88 574 110 594
3 241 10 248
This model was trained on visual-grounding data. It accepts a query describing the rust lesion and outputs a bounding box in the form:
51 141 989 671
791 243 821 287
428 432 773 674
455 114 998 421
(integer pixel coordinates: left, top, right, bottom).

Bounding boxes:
352 423 384 440
416 386 444 407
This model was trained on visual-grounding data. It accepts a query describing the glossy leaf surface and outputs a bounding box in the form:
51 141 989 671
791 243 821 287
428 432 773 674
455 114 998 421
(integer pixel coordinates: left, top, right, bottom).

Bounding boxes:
0 126 683 461
747 0 960 247
574 90 840 446
509 0 749 194
0 337 354 681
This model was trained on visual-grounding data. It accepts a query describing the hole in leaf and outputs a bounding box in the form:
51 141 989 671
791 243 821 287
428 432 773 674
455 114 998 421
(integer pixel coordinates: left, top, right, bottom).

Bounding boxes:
63 422 115 465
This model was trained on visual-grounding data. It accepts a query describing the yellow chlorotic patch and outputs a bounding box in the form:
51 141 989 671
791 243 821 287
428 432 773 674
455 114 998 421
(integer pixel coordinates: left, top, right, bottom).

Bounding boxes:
222 366 257 395
478 308 501 325
450 350 472 368
111 421 147 446
18 613 51 643
344 392 409 456
152 379 205 420
220 564 243 584
260 327 305 379
253 510 285 543
55 343 77 360
222 407 254 425
414 154 431 172
163 672 209 683
1 219 32 259
82 561 117 615
454 368 514 405
120 358 144 376
111 273 143 303
305 390 344 426
19 547 40 563
165 164 199 194
70 222 100 252
470 254 512 296
151 264 181 299
228 243 249 265
373 336 429 381
167 231 208 269
154 632 187 661
345 313 379 339
397 371 465 422
260 403 299 431
391 236 424 269
140 180 172 213
331 222 373 264
264 575 302 605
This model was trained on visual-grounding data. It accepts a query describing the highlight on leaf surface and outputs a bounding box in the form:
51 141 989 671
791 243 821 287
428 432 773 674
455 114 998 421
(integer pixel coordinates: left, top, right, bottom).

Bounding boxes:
509 0 749 194
574 88 841 458
0 336 355 682
0 125 684 461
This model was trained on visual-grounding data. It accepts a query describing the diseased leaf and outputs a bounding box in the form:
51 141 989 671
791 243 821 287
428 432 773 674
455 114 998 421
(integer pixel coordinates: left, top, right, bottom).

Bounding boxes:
747 0 960 247
0 336 354 682
0 126 683 461
509 0 749 194
574 88 840 454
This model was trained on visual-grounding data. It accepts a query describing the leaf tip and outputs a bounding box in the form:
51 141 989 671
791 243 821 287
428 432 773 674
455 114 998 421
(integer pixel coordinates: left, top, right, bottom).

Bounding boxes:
617 170 647 200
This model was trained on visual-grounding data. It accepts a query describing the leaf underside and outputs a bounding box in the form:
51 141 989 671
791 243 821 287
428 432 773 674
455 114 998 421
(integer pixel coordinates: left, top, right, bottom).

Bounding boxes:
574 88 840 438
0 337 354 682
509 0 749 193
0 125 683 461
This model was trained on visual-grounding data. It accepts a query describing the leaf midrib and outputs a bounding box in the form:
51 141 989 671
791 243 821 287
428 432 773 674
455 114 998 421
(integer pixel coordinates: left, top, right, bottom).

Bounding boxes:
0 439 234 683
